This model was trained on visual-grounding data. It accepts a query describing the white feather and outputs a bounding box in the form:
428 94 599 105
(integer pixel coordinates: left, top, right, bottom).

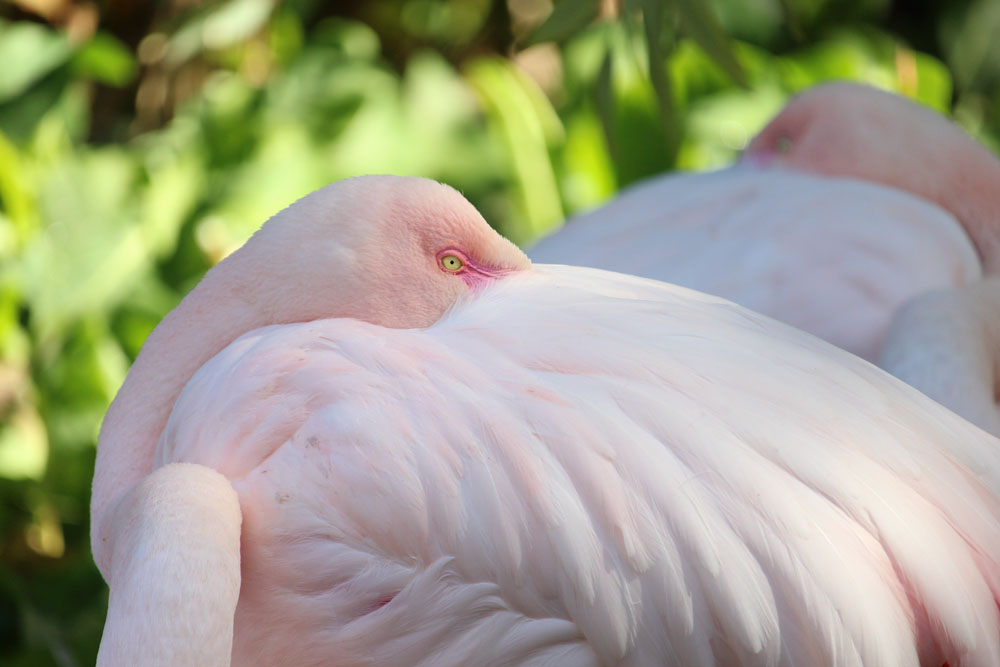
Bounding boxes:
158 265 1000 666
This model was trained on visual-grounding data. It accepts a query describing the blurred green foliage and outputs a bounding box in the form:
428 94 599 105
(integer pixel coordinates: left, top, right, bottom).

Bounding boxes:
0 0 996 663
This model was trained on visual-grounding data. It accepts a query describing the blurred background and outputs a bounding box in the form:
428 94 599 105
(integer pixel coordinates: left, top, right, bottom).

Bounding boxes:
0 0 998 663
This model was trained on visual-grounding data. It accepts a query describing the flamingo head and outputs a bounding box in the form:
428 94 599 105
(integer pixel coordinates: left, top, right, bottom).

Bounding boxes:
743 81 1000 272
231 175 531 329
742 82 945 201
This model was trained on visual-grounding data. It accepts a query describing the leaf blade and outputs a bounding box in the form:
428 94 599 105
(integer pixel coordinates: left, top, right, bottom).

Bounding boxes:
523 0 601 47
675 0 746 86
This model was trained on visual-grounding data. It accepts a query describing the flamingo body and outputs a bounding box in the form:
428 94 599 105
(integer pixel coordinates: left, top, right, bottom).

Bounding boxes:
94 175 1000 666
530 166 981 362
158 265 1000 666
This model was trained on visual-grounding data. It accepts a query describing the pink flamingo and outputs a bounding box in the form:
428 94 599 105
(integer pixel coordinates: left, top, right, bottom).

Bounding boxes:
750 82 1000 434
531 82 1000 433
94 176 1000 666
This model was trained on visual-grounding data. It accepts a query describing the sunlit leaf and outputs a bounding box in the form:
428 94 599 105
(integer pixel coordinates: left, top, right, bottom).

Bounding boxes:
311 17 381 61
23 148 148 339
677 85 786 169
560 109 617 213
465 57 564 244
0 404 47 481
0 20 72 103
198 123 332 259
602 25 674 186
71 33 138 88
400 51 498 184
781 33 897 91
894 47 951 112
0 286 28 366
267 8 305 64
0 130 38 248
523 0 600 47
35 320 128 452
203 0 276 49
25 500 63 558
140 151 203 258
167 0 277 64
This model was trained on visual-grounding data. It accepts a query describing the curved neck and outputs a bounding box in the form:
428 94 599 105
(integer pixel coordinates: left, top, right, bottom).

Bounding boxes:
879 277 1000 436
91 253 264 576
935 137 1000 274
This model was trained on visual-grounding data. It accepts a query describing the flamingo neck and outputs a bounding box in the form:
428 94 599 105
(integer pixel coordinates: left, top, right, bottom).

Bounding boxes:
879 277 1000 436
91 253 266 577
934 138 1000 274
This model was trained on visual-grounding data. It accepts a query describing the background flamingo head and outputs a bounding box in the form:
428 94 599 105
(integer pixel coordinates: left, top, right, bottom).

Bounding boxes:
743 82 946 200
743 81 1000 272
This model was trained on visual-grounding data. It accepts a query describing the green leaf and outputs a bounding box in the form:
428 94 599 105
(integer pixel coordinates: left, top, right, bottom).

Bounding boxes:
642 0 680 163
0 130 39 249
198 122 333 260
523 0 601 47
399 51 499 184
0 20 72 103
560 108 617 213
0 69 71 143
465 58 564 244
0 404 48 481
595 24 674 186
311 17 381 60
140 151 203 258
595 45 617 160
71 33 138 88
167 0 277 64
942 0 1000 90
678 85 787 170
907 49 952 113
621 0 645 37
202 0 276 49
23 148 148 339
675 0 746 86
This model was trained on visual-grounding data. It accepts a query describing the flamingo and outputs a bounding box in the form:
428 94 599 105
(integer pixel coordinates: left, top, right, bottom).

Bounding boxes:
531 82 1000 432
746 82 1000 272
748 82 1000 431
93 175 1000 666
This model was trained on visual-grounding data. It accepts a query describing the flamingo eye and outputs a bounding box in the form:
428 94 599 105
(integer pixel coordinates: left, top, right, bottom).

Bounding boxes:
776 135 793 154
440 254 465 272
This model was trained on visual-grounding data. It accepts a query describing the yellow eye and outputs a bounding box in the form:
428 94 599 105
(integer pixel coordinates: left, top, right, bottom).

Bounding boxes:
440 254 465 272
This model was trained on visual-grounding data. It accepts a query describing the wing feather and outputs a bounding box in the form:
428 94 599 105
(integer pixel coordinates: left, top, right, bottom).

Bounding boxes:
159 265 1000 666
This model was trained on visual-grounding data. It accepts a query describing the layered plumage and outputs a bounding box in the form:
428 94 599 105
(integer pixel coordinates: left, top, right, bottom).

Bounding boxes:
532 82 1000 432
159 265 1000 666
529 166 981 362
95 175 1000 666
747 82 1000 432
747 82 1000 273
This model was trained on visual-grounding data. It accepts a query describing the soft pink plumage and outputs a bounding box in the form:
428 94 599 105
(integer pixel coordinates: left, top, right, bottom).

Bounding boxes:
747 83 1000 272
94 175 1000 666
532 82 1000 433
530 166 980 361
